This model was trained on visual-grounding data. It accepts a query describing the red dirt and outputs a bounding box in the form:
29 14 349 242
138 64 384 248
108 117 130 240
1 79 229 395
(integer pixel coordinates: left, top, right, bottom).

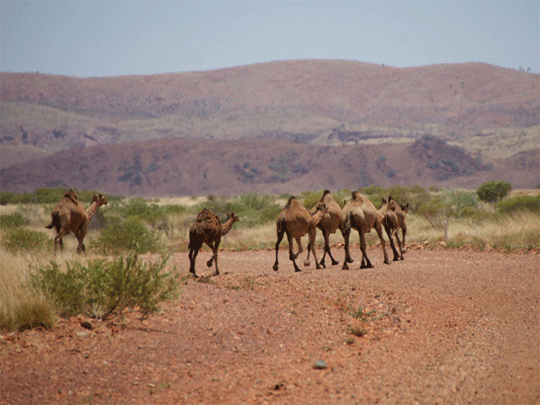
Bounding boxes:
1 247 539 405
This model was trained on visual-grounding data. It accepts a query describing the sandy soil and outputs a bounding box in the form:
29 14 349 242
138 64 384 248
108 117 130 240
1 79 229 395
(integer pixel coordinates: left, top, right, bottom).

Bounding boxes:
1 246 539 405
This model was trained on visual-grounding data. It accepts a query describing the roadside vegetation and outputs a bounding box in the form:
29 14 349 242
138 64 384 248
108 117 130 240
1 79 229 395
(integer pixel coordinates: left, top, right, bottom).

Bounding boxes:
0 183 538 332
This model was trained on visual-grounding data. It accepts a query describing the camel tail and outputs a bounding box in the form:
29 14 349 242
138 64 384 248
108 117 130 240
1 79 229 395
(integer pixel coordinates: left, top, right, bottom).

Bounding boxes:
45 213 60 231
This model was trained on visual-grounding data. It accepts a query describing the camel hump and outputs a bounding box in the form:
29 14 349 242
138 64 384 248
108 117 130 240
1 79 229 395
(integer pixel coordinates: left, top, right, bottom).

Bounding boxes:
64 189 79 204
351 191 365 202
196 208 221 224
284 196 298 209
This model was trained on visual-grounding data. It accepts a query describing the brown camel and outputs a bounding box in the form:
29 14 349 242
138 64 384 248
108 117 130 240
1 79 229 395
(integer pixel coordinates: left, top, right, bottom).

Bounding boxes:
273 196 327 273
45 189 108 253
310 190 342 268
382 196 409 261
188 208 239 277
341 191 391 269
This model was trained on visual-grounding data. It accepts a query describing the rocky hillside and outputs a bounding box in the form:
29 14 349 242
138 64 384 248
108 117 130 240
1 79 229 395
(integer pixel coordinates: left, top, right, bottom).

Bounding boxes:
2 135 538 197
0 60 538 195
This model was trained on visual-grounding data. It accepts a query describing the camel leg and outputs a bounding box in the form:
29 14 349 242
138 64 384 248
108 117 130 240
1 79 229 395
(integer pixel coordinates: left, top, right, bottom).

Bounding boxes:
392 228 404 260
212 239 221 276
293 236 303 259
401 225 407 253
359 231 373 269
75 230 86 254
188 247 200 277
273 226 285 271
53 227 70 253
304 227 321 269
384 223 400 261
320 231 338 268
341 227 353 270
376 224 390 265
287 233 301 272
325 232 339 266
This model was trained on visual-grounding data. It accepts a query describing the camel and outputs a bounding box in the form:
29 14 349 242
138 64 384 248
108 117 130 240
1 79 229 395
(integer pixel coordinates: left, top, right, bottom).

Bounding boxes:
341 191 391 270
45 189 108 253
310 190 342 268
273 196 328 273
382 196 409 261
188 208 239 277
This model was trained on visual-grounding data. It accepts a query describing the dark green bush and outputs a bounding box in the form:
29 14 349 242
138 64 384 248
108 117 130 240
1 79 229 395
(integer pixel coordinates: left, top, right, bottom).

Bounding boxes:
192 193 282 228
497 194 540 214
0 212 27 228
2 229 50 252
31 255 180 319
91 218 164 254
0 188 122 205
477 180 512 203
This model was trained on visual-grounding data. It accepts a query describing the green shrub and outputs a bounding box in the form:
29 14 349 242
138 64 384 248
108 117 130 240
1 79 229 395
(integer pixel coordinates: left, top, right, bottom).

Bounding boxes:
0 188 122 205
477 180 512 203
2 228 50 252
497 194 540 214
91 218 164 254
31 255 180 319
192 193 282 228
358 184 430 211
0 212 27 228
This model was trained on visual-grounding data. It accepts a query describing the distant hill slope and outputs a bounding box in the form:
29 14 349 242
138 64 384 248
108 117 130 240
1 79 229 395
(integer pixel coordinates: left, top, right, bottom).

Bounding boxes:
1 136 538 197
1 61 538 153
1 60 538 195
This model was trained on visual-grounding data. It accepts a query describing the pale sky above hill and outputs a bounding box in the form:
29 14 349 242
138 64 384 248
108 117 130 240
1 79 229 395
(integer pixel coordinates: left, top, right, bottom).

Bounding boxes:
1 1 539 77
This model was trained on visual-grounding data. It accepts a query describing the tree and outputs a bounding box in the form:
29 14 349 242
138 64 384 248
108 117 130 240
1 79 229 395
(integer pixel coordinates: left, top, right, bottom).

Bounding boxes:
417 190 479 242
477 181 512 203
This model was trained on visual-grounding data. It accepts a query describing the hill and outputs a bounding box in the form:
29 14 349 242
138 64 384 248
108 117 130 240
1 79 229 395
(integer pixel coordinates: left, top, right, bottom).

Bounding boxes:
1 136 538 196
0 60 538 195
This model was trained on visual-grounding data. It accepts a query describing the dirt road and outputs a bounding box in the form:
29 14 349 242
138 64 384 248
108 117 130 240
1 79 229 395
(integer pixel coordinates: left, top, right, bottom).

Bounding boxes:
2 247 539 404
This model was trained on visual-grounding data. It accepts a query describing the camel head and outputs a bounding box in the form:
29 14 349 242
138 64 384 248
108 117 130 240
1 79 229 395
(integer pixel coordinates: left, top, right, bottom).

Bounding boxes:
310 198 327 216
311 202 328 225
401 203 410 213
226 212 240 224
221 212 240 235
384 196 397 211
92 193 108 208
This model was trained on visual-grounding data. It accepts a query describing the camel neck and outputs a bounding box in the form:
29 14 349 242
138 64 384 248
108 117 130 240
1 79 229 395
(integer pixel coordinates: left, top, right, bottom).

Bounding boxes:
221 217 237 235
86 201 99 220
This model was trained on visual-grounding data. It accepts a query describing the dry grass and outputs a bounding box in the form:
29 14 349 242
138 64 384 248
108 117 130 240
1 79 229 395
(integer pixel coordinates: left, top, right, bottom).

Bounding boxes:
451 125 540 159
0 251 56 331
406 211 540 251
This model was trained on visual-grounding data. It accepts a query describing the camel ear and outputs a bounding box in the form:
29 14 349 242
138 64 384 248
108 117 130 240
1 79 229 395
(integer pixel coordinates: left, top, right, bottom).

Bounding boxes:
381 197 387 204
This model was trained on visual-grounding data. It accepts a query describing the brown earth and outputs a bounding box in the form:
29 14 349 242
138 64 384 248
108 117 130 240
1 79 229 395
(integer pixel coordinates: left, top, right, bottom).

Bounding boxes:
1 247 539 405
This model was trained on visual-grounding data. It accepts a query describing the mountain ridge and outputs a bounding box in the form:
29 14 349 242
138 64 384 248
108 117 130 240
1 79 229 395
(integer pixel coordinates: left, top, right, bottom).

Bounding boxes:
1 60 538 195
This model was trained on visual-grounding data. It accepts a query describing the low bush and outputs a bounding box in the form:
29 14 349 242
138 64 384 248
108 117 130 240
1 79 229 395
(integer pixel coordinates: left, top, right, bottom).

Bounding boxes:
91 218 164 254
1 228 50 252
497 194 540 214
191 193 283 228
477 180 512 203
0 212 27 228
31 254 180 319
0 187 122 205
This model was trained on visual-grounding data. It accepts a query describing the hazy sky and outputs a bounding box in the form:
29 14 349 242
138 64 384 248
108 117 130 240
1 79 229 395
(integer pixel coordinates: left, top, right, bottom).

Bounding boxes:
1 1 539 77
